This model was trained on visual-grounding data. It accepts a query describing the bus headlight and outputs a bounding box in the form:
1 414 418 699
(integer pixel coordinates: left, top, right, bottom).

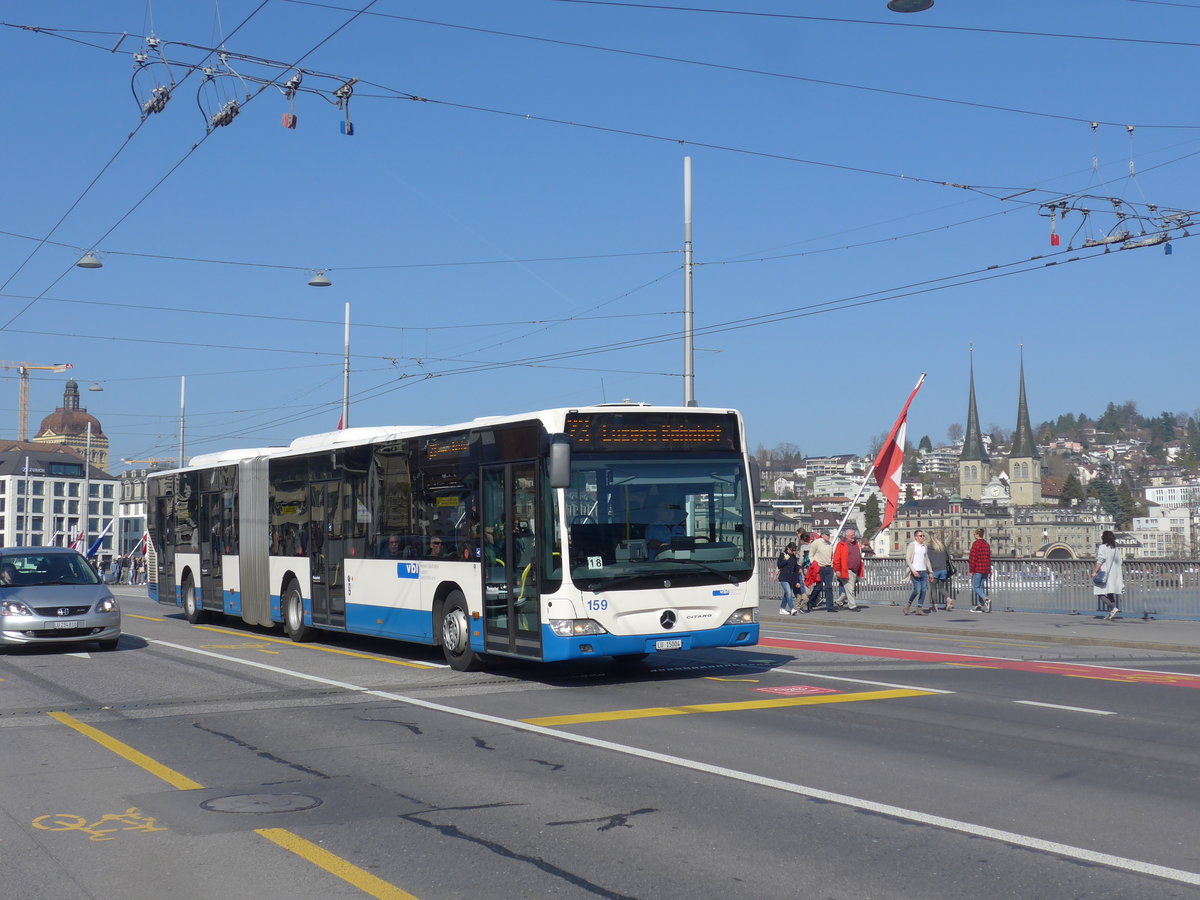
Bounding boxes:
723 607 758 625
549 618 609 637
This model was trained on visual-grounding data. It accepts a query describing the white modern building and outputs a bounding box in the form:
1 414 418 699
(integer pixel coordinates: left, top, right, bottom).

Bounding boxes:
0 442 117 561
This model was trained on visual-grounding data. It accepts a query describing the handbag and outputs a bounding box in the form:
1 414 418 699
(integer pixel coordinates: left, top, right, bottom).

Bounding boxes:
1092 569 1107 588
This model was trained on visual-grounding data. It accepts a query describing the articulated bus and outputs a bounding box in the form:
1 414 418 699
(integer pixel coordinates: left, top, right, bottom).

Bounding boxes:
146 404 759 669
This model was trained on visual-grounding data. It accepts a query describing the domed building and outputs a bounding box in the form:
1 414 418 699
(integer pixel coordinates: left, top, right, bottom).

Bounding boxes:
31 379 109 472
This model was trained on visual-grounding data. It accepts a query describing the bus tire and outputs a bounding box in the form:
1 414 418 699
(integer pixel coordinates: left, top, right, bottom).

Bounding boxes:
282 580 314 643
182 575 209 624
440 591 483 671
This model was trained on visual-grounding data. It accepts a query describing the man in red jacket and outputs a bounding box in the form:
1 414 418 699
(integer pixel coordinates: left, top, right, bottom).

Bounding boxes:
968 527 992 613
832 528 865 611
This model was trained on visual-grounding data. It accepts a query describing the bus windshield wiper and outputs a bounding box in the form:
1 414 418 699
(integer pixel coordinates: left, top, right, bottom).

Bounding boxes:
652 557 742 584
584 559 742 592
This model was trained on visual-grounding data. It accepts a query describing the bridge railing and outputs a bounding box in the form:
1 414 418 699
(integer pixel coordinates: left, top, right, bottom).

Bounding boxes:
758 556 1200 620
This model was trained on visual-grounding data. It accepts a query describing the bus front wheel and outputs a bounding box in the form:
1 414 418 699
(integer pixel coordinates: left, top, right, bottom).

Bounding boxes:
283 581 314 643
183 576 209 624
441 592 483 671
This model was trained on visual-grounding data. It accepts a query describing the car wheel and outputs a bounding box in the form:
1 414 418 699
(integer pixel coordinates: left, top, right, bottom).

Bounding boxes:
97 638 119 652
282 581 313 643
182 576 209 624
440 591 483 671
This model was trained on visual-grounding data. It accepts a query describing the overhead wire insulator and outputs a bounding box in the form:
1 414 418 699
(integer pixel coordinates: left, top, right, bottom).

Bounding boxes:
335 78 358 136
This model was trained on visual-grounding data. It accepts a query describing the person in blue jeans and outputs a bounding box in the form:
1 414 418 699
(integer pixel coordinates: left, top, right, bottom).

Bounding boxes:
904 530 930 615
776 542 802 615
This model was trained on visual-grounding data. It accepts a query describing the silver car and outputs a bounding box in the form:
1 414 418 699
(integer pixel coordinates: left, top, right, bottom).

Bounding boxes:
0 548 121 651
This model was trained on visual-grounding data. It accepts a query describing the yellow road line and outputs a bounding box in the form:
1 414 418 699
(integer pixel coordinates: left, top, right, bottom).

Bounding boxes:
257 828 420 900
522 688 933 727
47 712 422 898
47 711 204 791
127 613 166 621
193 625 434 669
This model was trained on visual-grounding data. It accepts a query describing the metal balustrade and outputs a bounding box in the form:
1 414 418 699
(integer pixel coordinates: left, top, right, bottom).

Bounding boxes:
758 556 1200 620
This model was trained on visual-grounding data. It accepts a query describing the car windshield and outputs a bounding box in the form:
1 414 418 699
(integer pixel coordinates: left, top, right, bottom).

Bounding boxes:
0 553 101 587
564 454 754 589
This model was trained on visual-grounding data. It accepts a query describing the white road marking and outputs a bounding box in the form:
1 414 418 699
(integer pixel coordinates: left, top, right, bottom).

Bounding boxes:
148 638 1200 889
1014 700 1116 716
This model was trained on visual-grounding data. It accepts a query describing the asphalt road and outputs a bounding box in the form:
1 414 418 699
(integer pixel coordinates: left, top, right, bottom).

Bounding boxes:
2 588 1199 899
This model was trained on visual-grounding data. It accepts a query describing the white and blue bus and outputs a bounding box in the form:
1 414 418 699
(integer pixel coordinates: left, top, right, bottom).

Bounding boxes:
146 403 759 669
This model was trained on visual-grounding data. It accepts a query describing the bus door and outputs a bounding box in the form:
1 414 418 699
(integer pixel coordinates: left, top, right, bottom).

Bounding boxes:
150 493 176 604
308 481 346 629
197 492 224 613
481 463 542 659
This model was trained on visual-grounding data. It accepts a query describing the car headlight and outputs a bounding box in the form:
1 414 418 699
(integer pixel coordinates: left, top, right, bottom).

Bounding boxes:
96 597 119 614
548 618 609 637
723 607 758 625
0 599 34 617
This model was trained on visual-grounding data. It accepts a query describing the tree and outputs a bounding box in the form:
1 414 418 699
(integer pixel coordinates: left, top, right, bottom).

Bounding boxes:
946 423 964 444
1117 481 1145 529
863 493 881 537
1060 472 1085 507
904 484 915 503
1088 477 1121 523
918 434 932 452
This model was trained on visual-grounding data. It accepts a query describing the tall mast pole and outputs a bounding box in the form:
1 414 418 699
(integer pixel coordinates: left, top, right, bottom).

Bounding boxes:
683 157 695 407
342 301 351 429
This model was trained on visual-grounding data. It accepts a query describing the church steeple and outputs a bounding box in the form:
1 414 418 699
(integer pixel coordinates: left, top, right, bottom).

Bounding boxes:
1008 346 1042 505
1009 350 1039 460
958 347 989 500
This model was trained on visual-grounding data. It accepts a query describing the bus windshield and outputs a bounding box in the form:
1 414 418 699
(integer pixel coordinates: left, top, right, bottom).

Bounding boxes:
564 455 753 590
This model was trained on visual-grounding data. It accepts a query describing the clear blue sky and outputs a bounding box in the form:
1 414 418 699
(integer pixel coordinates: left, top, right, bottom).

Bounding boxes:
3 0 1197 468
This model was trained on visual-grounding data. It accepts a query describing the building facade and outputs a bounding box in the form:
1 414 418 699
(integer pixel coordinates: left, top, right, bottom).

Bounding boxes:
0 442 117 561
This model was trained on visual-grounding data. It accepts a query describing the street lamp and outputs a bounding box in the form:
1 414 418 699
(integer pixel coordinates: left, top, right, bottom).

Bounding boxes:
887 0 934 11
76 252 103 269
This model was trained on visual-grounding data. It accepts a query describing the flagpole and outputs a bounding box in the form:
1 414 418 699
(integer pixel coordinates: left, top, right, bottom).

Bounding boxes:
835 373 926 544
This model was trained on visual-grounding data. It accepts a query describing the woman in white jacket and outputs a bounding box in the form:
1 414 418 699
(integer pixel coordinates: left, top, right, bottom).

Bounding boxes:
1092 530 1124 621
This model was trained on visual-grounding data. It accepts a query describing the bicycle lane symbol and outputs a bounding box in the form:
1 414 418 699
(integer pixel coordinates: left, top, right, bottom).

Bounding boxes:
32 807 168 842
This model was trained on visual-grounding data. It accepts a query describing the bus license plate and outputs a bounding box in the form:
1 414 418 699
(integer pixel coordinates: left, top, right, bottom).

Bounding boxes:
655 639 683 650
53 621 79 629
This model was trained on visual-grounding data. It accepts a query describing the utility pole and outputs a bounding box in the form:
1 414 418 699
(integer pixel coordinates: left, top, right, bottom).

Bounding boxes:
683 157 695 407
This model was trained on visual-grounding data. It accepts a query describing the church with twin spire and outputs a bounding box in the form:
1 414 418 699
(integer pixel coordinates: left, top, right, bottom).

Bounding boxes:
885 351 1111 560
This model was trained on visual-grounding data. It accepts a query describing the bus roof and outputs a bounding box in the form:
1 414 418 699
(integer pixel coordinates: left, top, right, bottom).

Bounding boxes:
154 403 742 474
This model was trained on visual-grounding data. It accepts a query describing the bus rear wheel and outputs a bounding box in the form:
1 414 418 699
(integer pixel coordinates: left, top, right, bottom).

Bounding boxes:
283 581 314 643
441 592 483 671
182 576 209 624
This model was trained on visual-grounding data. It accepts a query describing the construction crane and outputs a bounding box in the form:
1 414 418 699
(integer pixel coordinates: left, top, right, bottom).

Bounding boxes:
0 361 73 442
120 458 173 468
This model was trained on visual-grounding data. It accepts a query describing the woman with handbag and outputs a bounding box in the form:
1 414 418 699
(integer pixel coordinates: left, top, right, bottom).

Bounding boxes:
926 533 956 611
1092 530 1124 621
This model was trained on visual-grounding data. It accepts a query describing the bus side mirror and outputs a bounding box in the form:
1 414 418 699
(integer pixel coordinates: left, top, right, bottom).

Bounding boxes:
549 434 571 489
749 458 762 503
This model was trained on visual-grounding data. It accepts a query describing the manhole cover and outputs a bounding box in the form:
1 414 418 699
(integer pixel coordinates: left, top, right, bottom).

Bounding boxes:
201 793 323 814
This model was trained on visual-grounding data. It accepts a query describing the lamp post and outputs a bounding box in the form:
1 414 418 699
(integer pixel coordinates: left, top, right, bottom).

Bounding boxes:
683 156 695 407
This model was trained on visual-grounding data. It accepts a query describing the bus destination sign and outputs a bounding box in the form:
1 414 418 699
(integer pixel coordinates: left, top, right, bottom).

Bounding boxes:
564 412 740 453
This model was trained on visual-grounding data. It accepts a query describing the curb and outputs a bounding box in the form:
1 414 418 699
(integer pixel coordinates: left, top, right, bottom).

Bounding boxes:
774 610 1200 655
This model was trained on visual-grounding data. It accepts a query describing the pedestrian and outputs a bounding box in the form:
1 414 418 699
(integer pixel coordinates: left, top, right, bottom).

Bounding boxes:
904 530 930 615
775 542 802 615
808 531 836 612
832 528 865 611
1092 529 1124 621
926 533 955 611
968 528 992 613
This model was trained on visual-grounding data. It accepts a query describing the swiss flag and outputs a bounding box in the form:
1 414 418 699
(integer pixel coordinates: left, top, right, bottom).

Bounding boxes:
872 375 925 532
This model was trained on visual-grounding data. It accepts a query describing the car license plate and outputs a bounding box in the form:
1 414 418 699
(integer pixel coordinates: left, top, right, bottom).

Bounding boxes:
655 639 683 650
53 621 79 629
